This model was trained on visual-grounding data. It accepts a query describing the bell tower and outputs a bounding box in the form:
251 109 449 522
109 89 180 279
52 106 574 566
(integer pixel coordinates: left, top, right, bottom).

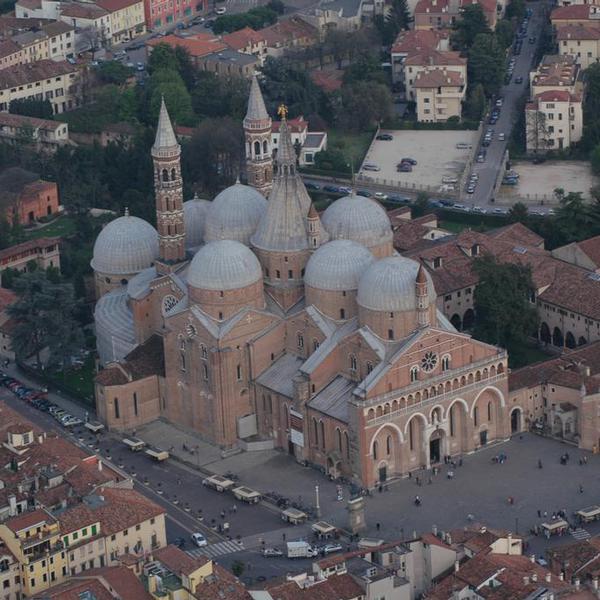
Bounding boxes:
416 264 430 327
244 75 273 198
152 98 186 275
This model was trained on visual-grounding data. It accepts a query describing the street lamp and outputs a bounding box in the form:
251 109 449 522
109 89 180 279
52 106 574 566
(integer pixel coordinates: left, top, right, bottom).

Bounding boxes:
315 485 321 519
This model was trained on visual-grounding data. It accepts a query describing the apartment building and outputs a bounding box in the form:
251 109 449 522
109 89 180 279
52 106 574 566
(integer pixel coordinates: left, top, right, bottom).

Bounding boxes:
0 59 79 114
222 26 267 65
556 24 600 68
529 54 582 97
0 112 69 149
414 68 465 122
96 0 146 43
144 0 203 30
414 0 497 31
551 3 600 27
14 0 61 20
526 89 583 152
59 3 111 45
390 29 449 84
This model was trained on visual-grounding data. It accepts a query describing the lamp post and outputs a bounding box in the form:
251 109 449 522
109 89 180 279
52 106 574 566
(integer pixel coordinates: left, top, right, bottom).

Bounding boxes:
315 485 321 519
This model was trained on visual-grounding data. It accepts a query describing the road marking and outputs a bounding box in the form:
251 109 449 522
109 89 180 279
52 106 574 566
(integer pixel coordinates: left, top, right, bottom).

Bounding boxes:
188 539 245 558
572 528 591 541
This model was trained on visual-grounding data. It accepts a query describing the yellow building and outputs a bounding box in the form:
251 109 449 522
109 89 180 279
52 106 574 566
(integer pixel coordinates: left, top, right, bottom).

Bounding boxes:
97 0 146 44
0 509 67 597
414 68 465 123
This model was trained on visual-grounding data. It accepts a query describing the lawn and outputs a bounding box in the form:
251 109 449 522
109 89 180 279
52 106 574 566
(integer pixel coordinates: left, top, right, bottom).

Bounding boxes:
508 343 554 369
23 215 77 240
49 356 96 405
327 129 374 170
439 218 497 235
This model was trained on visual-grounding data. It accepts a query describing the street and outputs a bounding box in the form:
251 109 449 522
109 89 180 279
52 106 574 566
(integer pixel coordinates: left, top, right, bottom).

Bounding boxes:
469 1 548 208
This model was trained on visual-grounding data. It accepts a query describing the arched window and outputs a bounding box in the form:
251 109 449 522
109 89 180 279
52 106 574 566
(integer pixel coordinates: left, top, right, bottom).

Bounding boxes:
263 140 268 153
236 364 242 380
441 355 450 371
350 354 357 372
170 168 176 181
313 418 318 445
180 352 186 371
373 440 378 460
410 366 419 382
386 435 392 455
344 431 350 459
202 363 208 380
336 428 342 451
409 420 414 451
487 401 492 422
297 333 304 349
254 140 260 156
340 308 345 319
320 421 325 450
162 169 168 182
450 405 455 436
313 339 320 351
201 345 207 359
474 406 479 427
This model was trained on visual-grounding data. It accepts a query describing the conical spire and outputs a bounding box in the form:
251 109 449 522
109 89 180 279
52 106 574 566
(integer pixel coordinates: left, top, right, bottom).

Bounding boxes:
245 75 269 123
152 97 179 155
276 117 296 171
416 264 428 285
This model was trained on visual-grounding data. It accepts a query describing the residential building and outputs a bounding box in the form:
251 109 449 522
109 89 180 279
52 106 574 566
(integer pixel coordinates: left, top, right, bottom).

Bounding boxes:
550 3 600 27
390 29 449 84
403 48 466 102
271 115 328 166
0 112 70 149
259 17 318 58
15 0 61 21
222 26 267 64
529 55 582 98
146 33 226 66
525 89 583 152
59 3 112 47
0 167 59 225
0 539 20 600
42 21 75 60
0 59 80 114
552 234 600 272
198 48 259 78
556 23 600 68
545 538 600 582
143 0 204 30
0 509 68 597
389 210 452 252
0 237 61 289
414 68 466 122
96 0 146 43
414 0 497 31
0 287 16 359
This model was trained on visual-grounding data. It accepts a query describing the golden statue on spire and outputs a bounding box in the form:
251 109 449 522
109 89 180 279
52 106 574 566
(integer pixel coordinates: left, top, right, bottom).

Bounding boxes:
277 103 288 121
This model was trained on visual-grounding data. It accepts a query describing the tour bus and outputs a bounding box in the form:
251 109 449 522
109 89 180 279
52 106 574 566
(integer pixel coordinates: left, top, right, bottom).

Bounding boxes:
123 437 146 452
281 507 308 525
576 505 600 524
232 486 262 504
145 446 169 461
541 519 569 538
202 474 236 492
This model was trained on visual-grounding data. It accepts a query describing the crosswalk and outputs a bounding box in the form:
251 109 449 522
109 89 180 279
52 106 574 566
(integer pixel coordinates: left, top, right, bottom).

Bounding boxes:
188 539 245 559
572 528 591 541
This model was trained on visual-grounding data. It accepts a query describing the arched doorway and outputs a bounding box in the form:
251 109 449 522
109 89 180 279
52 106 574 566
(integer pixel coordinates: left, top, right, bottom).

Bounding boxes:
450 314 462 330
565 332 576 349
552 327 563 347
406 414 427 469
553 416 563 438
327 455 342 478
448 399 469 453
510 408 522 434
429 429 445 464
540 322 551 344
578 336 587 346
463 308 475 330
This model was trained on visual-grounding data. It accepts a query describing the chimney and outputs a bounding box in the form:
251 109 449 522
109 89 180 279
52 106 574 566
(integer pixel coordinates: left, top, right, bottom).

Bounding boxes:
432 524 438 536
8 495 16 516
447 533 452 545
523 576 530 585
532 573 538 583
98 459 103 472
593 578 599 590
454 560 460 573
37 434 44 444
575 577 581 590
559 572 564 581
546 573 552 583
530 554 535 563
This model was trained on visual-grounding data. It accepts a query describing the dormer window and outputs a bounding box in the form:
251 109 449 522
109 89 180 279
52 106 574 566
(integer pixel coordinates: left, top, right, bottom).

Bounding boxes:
433 257 443 269
471 244 480 256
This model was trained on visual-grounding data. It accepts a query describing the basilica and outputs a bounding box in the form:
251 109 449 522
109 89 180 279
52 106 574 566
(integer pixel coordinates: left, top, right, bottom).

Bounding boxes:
92 78 511 488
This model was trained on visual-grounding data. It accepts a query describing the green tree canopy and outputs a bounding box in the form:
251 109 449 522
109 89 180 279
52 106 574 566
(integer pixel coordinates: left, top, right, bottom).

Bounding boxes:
464 83 486 121
495 19 514 49
508 201 529 224
9 98 54 119
506 0 525 21
468 33 506 97
147 69 195 126
452 4 490 49
375 0 411 45
472 255 538 360
95 61 134 85
412 192 430 217
336 81 393 131
212 6 277 33
7 270 84 368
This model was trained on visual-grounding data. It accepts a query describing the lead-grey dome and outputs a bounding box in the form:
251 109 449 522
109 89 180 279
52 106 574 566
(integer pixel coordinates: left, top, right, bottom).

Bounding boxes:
91 215 158 275
321 194 392 249
357 256 436 312
187 240 262 291
184 196 211 248
305 240 374 291
204 183 267 245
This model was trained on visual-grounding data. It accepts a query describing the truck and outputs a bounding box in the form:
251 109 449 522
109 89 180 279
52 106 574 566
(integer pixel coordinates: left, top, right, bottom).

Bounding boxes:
123 437 146 452
286 541 318 559
145 446 169 461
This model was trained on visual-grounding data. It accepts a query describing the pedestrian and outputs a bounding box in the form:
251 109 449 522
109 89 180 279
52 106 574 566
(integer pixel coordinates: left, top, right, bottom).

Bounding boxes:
282 532 286 541
376 522 381 531
221 510 225 519
378 485 383 493
233 504 237 513
584 455 588 465
428 477 432 485
579 484 584 494
537 509 542 518
543 511 548 518
408 471 412 479
538 459 543 469
459 458 463 467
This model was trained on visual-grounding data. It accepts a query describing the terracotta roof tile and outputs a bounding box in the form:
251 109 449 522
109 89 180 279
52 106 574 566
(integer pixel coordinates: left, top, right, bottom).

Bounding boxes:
82 566 153 600
153 544 210 576
414 68 464 88
404 48 465 67
0 236 60 261
194 562 251 599
222 26 265 50
5 508 55 532
147 34 226 58
392 29 446 53
551 4 595 21
557 23 600 40
31 578 115 600
577 235 600 266
265 573 362 599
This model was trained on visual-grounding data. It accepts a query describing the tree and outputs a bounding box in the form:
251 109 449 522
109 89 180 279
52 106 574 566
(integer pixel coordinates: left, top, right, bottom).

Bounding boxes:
506 0 525 21
192 72 249 120
525 108 548 155
343 52 387 85
147 43 179 75
231 560 245 577
553 189 592 244
464 83 486 121
472 255 538 360
452 4 490 50
379 0 411 44
468 33 505 97
508 201 529 224
582 63 600 150
7 271 83 368
95 61 134 85
495 19 514 50
9 98 54 119
147 69 195 126
592 144 600 175
412 192 430 217
337 81 393 131
266 0 285 13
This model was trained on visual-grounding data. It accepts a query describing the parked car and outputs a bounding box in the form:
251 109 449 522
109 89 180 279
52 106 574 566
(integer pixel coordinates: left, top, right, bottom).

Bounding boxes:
387 194 411 204
191 532 208 547
515 76 523 84
362 164 380 172
529 36 536 44
215 6 226 13
455 142 472 149
356 189 371 197
174 537 186 549
305 182 320 190
476 152 486 163
321 543 343 555
323 185 340 193
397 163 412 172
498 133 505 141
400 157 417 165
374 192 388 200
376 133 393 141
466 185 476 194
63 416 83 427
495 98 503 107
493 207 509 214
262 548 284 557
472 206 487 213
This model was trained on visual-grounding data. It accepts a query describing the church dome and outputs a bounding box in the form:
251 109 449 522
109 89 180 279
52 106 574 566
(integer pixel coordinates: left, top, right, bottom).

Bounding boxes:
321 194 393 250
183 195 211 248
305 240 374 291
91 215 158 275
187 240 262 291
203 183 267 245
357 256 436 312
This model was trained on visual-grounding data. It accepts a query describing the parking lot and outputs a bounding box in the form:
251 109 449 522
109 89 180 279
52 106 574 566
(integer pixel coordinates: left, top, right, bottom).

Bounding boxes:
499 160 598 206
358 130 479 193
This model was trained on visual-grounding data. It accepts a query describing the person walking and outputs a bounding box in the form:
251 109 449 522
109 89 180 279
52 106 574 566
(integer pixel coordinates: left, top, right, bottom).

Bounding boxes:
537 509 542 518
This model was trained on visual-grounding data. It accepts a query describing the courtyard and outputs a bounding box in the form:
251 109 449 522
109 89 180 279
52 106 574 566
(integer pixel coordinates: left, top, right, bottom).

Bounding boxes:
357 129 479 193
499 160 598 206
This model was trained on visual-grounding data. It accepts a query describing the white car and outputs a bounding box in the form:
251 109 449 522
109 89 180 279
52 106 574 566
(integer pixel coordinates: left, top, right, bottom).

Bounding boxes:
472 206 487 214
215 6 226 13
262 547 283 557
63 417 83 427
374 192 388 200
362 164 380 172
191 532 208 547
498 133 505 141
321 543 343 555
493 207 508 214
